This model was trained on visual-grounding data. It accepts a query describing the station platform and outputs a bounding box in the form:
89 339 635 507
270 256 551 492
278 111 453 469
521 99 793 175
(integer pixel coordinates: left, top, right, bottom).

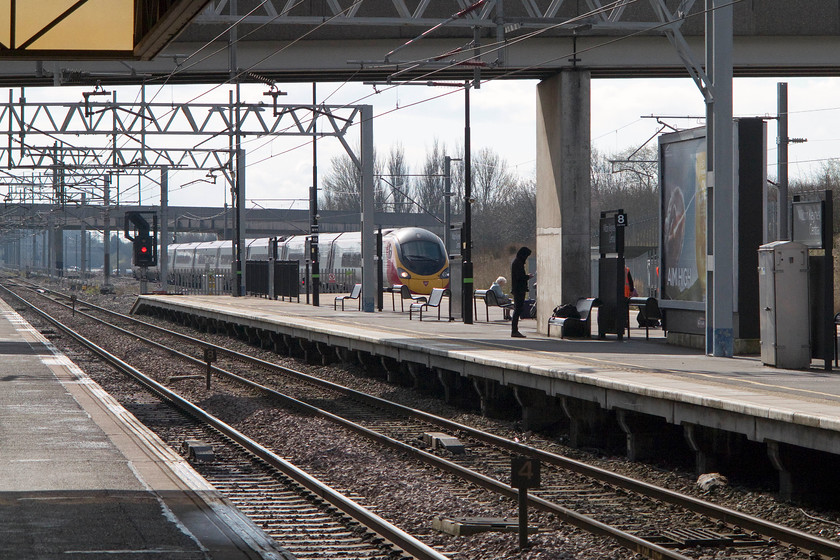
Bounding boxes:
0 298 291 560
133 293 840 471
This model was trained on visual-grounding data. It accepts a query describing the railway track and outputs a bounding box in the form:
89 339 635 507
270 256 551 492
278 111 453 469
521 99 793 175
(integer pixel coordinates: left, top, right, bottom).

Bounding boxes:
2 280 446 560
8 279 840 560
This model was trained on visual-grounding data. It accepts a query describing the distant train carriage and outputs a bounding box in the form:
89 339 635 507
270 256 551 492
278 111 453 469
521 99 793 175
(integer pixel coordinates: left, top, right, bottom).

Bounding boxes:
146 227 448 295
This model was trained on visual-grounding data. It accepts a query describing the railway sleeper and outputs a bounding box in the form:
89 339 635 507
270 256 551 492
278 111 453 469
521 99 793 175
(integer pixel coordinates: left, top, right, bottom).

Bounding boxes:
641 527 767 549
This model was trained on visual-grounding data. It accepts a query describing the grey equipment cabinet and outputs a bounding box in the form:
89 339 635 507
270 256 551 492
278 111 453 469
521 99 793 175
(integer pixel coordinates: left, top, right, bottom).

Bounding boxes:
758 241 810 369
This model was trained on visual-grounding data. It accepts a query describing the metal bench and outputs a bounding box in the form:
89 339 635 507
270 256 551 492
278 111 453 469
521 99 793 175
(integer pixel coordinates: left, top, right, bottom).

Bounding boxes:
410 287 449 321
547 297 601 338
334 283 362 310
474 289 513 321
385 284 426 312
627 296 662 340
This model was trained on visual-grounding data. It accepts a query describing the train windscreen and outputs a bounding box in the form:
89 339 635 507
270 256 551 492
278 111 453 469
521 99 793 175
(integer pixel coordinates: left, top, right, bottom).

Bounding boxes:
400 240 444 275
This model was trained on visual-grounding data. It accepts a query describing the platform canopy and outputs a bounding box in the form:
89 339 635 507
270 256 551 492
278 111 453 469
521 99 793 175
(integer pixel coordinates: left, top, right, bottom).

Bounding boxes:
0 0 208 60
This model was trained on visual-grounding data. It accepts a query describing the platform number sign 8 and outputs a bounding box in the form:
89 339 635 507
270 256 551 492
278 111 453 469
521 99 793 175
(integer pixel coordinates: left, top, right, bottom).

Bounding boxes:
615 213 627 228
511 456 541 489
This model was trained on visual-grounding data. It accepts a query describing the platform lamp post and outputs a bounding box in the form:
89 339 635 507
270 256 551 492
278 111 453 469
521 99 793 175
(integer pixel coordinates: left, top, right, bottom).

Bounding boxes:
311 83 320 307
462 79 473 325
363 78 476 323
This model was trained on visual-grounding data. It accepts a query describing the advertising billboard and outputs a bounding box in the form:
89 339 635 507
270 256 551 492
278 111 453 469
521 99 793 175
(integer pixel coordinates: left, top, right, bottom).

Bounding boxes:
660 128 707 304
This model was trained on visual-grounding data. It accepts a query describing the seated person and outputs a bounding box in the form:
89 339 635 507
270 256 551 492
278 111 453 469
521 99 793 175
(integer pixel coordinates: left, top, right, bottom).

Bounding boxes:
490 276 513 319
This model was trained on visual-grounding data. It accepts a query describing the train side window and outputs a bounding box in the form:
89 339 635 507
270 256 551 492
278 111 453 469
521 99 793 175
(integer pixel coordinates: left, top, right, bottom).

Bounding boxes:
219 247 233 266
341 250 361 268
286 238 305 263
331 237 360 268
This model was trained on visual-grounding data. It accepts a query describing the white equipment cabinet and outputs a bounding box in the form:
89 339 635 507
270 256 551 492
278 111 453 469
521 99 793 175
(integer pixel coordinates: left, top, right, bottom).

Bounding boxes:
758 241 810 369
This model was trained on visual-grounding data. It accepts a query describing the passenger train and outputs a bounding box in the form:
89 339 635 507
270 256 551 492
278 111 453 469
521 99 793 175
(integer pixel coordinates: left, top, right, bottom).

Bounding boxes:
154 227 449 295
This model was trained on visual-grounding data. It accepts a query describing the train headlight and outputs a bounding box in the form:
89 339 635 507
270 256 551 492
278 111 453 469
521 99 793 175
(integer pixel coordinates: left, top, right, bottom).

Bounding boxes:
398 267 411 279
440 267 450 279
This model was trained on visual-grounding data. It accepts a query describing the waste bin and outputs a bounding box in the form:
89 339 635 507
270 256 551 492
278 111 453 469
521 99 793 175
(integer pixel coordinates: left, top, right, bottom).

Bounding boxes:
758 241 810 368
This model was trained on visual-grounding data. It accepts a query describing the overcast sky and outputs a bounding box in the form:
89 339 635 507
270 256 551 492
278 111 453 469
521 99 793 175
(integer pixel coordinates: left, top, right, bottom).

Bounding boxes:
19 75 840 209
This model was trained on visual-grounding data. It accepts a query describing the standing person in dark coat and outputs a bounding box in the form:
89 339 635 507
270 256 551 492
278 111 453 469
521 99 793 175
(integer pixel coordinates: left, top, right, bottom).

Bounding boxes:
510 246 532 338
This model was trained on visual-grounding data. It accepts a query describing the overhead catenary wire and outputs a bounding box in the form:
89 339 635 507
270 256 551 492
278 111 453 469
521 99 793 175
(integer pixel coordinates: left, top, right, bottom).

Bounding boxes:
231 0 648 166
85 0 673 201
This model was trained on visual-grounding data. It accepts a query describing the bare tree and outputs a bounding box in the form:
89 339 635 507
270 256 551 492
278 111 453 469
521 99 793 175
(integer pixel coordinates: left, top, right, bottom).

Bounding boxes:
322 144 384 212
383 143 412 213
591 146 658 229
791 159 840 232
413 139 447 216
473 176 536 255
471 147 517 211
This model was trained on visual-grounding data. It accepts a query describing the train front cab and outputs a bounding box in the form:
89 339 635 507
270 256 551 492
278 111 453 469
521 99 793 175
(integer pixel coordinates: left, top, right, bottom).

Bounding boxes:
385 228 449 295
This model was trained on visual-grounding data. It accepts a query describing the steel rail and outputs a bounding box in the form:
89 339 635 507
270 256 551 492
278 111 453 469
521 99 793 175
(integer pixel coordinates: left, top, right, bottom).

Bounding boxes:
26 283 840 559
0 283 450 560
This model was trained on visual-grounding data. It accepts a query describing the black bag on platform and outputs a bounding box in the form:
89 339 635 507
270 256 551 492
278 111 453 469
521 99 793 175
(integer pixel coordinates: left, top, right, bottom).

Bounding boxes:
552 303 579 319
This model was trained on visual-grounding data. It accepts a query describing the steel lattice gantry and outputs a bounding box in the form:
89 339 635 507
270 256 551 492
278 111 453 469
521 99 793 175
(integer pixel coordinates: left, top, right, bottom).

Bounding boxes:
0 91 373 298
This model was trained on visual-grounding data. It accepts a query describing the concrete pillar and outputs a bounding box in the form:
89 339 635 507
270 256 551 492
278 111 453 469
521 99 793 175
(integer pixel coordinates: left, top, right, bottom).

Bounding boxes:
536 70 592 333
706 0 735 356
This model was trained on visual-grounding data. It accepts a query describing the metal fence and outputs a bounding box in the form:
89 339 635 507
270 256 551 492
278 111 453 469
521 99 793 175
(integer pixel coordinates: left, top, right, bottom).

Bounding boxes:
169 270 233 295
246 260 300 301
318 267 360 293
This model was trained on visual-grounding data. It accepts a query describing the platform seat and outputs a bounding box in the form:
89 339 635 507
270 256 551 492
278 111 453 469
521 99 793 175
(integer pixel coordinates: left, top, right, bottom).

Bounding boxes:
474 289 513 321
410 288 448 321
334 283 362 310
547 297 601 338
386 284 426 312
628 296 662 340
